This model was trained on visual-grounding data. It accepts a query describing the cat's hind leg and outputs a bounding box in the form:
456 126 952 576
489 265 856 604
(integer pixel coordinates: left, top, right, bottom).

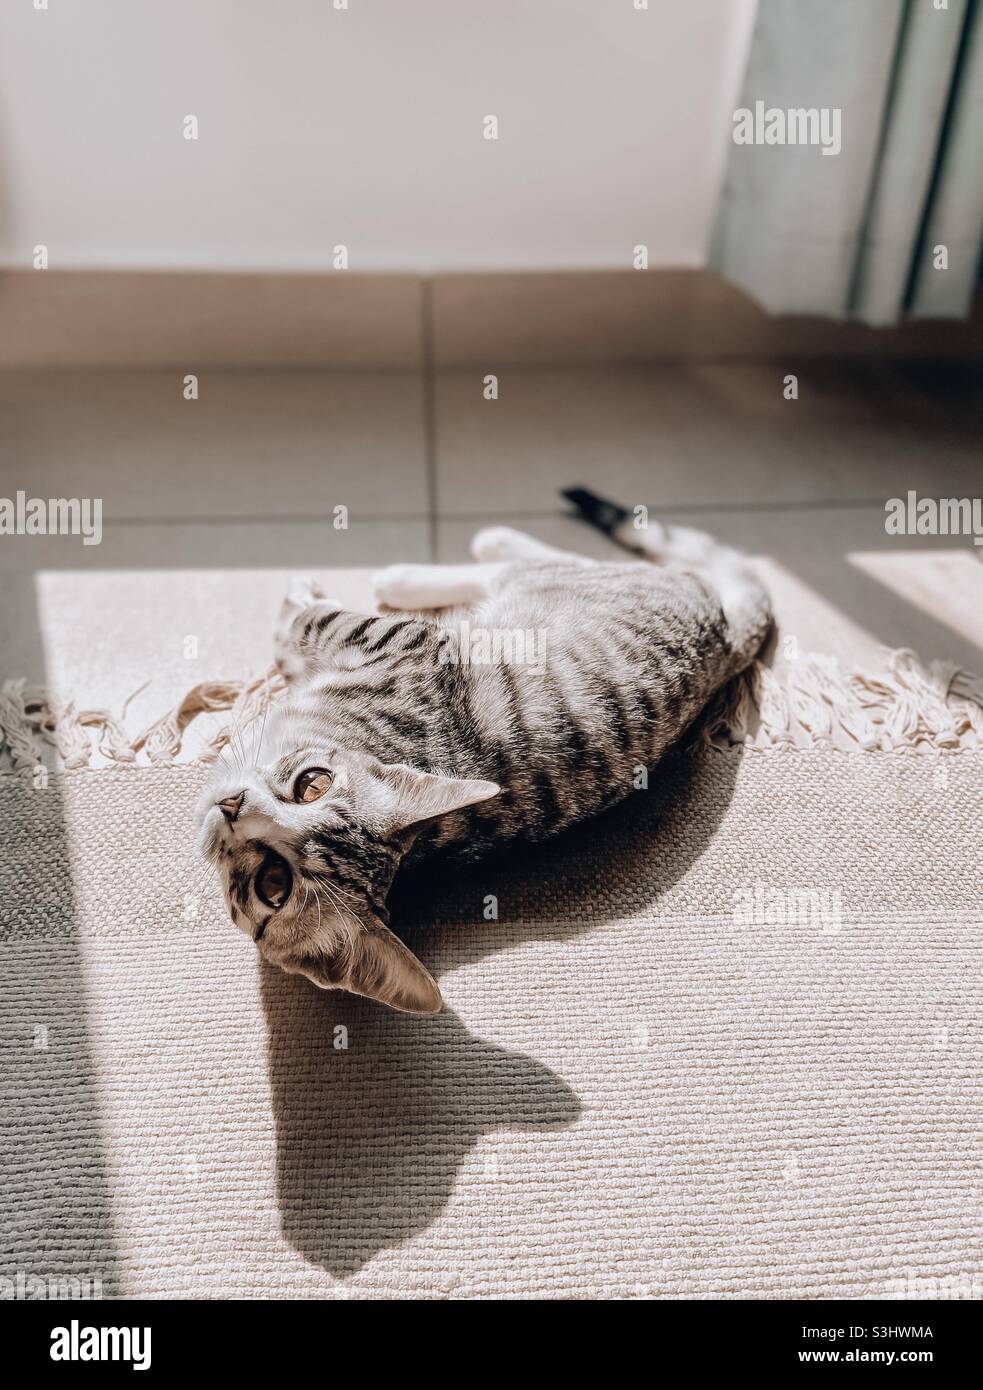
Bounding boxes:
603 511 772 667
470 525 589 564
373 562 505 611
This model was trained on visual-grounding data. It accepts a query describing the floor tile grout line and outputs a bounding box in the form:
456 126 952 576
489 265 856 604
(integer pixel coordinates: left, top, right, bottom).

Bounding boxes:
96 496 906 528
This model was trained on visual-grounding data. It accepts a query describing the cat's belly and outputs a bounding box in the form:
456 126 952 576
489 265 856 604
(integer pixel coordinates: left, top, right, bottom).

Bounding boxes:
419 645 728 859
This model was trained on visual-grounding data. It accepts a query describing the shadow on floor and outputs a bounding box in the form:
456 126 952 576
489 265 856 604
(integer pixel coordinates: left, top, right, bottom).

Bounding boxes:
260 978 580 1279
396 734 750 962
262 736 744 1277
0 574 120 1296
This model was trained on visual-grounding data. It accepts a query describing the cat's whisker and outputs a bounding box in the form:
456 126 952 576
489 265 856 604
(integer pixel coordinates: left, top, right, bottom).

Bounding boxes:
312 882 322 935
253 679 272 767
190 850 218 885
313 882 356 962
310 873 361 954
190 864 213 895
235 736 254 773
311 872 359 908
216 731 244 774
245 708 261 767
196 864 220 901
223 713 252 772
190 861 222 920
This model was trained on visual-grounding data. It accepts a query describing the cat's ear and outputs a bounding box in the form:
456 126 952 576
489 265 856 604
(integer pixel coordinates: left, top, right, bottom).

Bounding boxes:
299 923 443 1014
371 759 500 832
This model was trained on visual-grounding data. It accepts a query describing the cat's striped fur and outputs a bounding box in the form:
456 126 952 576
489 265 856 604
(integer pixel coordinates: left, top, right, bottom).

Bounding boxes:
197 491 771 1013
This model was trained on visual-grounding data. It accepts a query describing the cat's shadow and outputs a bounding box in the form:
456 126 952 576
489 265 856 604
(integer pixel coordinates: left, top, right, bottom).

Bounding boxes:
262 736 747 1280
260 974 580 1281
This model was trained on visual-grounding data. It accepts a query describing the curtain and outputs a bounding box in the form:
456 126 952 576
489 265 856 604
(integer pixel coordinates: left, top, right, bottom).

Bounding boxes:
709 0 983 325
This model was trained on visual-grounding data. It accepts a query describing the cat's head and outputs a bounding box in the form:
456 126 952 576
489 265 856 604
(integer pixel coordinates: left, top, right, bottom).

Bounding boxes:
196 742 499 1013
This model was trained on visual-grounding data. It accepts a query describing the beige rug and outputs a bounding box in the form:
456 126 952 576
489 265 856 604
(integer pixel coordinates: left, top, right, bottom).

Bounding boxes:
1 651 982 1299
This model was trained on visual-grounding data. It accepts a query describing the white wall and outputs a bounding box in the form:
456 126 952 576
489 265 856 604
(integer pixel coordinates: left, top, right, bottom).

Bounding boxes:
0 0 756 273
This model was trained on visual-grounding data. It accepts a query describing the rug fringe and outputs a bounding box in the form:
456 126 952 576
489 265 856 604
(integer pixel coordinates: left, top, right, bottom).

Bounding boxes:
1 648 980 771
701 649 983 753
0 668 286 772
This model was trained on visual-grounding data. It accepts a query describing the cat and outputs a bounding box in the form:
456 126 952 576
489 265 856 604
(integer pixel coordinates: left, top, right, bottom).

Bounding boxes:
196 488 772 1014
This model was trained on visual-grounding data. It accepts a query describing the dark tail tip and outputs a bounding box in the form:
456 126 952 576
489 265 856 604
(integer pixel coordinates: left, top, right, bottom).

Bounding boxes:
561 486 630 536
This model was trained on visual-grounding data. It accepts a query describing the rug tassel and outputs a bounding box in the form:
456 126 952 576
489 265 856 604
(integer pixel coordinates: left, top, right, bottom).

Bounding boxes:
1 648 980 772
0 680 48 772
0 667 285 772
706 650 982 754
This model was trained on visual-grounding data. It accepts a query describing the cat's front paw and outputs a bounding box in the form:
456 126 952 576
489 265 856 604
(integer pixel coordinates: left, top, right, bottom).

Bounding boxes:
373 564 427 609
275 577 332 681
284 575 325 612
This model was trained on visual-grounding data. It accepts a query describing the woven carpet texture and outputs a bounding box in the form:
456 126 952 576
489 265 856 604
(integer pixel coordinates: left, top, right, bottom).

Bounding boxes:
1 745 980 1298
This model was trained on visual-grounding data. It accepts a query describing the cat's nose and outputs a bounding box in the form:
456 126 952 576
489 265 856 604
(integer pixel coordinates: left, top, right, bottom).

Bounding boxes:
218 791 245 823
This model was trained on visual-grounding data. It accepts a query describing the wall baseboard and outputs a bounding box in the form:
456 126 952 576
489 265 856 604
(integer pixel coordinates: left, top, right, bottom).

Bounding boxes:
0 271 424 370
2 268 980 369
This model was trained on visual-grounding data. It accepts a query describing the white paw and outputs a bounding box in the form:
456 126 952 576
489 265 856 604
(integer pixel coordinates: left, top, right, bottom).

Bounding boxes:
471 526 531 562
285 575 325 611
373 564 430 609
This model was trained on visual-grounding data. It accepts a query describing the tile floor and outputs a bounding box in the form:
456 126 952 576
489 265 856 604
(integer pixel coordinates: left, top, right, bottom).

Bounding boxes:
2 359 981 735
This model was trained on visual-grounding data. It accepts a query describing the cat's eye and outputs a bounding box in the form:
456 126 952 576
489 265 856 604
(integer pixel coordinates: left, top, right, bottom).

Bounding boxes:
294 767 333 803
255 852 292 909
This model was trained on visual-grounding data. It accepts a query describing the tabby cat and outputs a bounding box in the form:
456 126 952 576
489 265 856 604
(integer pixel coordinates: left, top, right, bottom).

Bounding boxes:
196 489 771 1013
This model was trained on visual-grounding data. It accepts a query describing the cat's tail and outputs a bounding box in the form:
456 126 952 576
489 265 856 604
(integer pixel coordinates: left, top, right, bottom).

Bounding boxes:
562 486 772 668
